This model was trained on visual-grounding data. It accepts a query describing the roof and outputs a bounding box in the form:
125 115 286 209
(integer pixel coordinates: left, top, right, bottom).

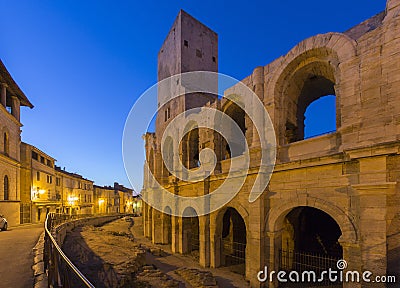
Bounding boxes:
0 59 33 108
55 165 94 182
21 142 56 161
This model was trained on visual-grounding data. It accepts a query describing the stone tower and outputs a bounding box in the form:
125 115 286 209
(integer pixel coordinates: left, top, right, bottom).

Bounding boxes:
156 10 218 140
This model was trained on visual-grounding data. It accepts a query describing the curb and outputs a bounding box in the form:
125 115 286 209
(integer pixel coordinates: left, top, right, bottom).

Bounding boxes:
32 231 47 288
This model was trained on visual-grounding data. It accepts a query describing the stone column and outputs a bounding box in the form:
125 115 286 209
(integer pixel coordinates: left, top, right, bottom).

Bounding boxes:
178 217 185 253
171 215 179 253
264 230 282 288
247 196 268 288
152 209 163 244
199 215 210 267
352 183 394 288
1 83 6 108
340 240 362 288
209 211 221 268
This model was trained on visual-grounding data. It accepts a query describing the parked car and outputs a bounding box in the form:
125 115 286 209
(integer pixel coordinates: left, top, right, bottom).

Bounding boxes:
0 214 7 231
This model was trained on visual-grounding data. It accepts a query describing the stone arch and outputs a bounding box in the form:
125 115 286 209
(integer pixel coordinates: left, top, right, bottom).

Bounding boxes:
267 196 358 244
162 206 172 245
182 206 200 254
181 120 200 169
162 136 174 178
212 203 250 272
268 33 358 145
216 206 248 274
221 100 247 158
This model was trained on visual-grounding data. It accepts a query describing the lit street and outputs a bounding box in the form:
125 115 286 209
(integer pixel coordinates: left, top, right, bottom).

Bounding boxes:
0 224 43 288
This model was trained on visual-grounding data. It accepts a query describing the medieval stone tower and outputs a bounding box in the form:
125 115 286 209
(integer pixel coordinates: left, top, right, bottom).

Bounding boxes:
143 1 400 287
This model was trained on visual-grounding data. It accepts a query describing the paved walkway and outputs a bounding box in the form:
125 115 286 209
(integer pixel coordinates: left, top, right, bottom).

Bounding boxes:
131 217 250 288
0 223 43 288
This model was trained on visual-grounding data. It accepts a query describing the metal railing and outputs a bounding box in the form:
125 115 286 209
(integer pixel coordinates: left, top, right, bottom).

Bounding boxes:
279 249 341 287
44 213 95 288
222 239 246 265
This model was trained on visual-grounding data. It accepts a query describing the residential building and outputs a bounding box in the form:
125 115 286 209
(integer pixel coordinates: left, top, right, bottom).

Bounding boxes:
55 166 94 215
20 143 60 223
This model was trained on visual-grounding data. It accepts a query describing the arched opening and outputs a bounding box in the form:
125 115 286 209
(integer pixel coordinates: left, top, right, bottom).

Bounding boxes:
281 60 338 144
221 207 247 275
3 132 9 156
182 207 199 258
4 175 9 200
181 122 200 169
279 207 342 285
223 102 246 159
304 95 336 139
163 206 172 247
162 137 174 178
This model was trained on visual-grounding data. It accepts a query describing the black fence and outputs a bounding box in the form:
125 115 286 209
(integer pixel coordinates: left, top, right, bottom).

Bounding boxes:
279 249 342 287
44 213 96 288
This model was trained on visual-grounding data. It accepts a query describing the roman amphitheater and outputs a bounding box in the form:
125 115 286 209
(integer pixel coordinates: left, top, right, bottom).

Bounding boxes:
141 1 400 286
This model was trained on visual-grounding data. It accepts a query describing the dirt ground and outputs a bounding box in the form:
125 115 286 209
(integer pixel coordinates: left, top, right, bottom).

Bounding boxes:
62 217 250 288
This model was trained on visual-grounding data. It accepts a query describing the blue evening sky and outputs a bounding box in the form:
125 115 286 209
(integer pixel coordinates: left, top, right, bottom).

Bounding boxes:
0 1 387 191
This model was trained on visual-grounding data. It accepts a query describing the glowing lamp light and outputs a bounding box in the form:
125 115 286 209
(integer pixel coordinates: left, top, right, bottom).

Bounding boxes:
67 196 79 205
98 199 105 205
39 189 46 195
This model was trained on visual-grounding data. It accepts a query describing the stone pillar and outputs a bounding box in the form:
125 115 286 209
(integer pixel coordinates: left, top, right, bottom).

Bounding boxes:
340 240 362 288
171 215 179 253
352 183 394 288
209 211 221 268
251 67 264 148
152 209 163 244
264 230 282 288
199 215 210 267
178 217 186 253
1 83 6 108
247 196 267 288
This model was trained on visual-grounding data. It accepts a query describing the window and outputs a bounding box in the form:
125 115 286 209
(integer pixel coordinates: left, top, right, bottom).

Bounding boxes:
164 107 171 122
56 177 61 186
212 56 216 63
4 175 9 200
196 49 202 58
3 132 9 156
40 156 45 164
32 151 38 160
184 40 188 47
37 171 40 181
47 175 52 184
304 95 336 138
47 159 52 167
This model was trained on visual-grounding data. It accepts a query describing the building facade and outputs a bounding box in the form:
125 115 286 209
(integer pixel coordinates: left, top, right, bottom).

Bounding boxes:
0 60 33 226
142 2 400 287
20 143 61 223
55 167 94 215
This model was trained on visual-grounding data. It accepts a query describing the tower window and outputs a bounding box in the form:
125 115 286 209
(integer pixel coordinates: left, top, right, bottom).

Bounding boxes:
212 56 216 62
184 40 188 47
196 49 202 58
